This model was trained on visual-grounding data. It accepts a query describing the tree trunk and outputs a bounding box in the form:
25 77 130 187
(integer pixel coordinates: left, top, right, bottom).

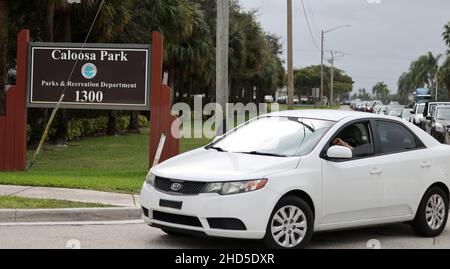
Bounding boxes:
107 111 117 136
44 0 55 42
40 0 56 128
0 0 8 116
129 111 140 133
53 10 72 145
54 109 68 146
63 10 71 42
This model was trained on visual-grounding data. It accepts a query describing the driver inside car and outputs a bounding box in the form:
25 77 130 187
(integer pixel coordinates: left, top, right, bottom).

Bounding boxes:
332 137 354 149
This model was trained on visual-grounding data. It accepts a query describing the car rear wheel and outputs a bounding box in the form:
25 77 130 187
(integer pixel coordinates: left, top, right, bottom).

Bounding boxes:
412 187 449 237
263 196 314 249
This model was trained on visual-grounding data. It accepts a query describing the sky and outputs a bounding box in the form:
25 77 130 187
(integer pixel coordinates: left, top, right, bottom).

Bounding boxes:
240 0 450 94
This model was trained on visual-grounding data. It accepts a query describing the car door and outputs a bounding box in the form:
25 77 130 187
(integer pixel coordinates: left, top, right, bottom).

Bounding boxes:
372 120 429 219
321 120 384 227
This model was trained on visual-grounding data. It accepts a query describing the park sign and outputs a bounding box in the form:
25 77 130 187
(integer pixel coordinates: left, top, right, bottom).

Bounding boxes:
27 43 151 110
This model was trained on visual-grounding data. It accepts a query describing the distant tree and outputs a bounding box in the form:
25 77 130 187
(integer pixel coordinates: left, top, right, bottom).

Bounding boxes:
444 21 450 53
397 72 412 105
438 55 450 101
372 82 390 104
356 88 371 101
409 52 441 89
294 65 353 101
396 52 443 104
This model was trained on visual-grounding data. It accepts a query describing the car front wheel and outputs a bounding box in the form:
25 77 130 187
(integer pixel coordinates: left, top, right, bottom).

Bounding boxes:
412 187 449 237
263 196 314 249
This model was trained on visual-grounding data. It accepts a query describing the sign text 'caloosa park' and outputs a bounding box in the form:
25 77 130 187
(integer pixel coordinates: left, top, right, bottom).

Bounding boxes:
27 43 151 111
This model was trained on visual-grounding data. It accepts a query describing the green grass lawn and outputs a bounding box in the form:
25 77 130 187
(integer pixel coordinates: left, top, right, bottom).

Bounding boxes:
0 129 211 194
0 196 109 209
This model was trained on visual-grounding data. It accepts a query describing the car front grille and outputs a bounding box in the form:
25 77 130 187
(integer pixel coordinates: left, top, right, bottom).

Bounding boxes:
153 211 203 227
155 177 207 196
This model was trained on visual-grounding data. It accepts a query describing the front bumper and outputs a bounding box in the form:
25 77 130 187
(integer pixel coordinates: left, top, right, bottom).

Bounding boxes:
140 182 280 240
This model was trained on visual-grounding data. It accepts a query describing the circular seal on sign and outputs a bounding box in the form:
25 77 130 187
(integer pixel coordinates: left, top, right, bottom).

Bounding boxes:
81 63 97 80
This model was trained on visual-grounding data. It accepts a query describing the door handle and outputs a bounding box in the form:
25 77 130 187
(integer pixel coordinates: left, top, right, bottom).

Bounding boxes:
370 168 383 175
420 162 432 168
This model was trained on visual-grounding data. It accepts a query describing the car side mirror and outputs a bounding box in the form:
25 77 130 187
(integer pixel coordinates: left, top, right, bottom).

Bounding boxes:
213 135 223 143
327 146 353 160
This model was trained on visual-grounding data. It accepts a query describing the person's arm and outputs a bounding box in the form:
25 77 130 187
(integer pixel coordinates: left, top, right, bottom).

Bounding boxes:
332 138 354 150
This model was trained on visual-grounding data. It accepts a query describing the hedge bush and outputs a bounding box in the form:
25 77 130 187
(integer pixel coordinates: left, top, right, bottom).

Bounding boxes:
28 114 149 142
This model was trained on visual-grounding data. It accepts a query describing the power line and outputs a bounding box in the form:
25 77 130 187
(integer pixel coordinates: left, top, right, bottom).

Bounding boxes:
299 0 320 51
304 0 321 36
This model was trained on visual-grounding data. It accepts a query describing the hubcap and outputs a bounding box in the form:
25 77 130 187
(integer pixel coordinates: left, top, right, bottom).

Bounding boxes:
426 194 446 230
271 206 307 248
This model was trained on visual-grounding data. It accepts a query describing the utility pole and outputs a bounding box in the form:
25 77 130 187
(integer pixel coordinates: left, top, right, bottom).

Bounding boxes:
320 30 324 107
327 51 345 106
329 51 335 106
320 25 351 107
216 0 229 135
436 73 439 102
287 0 294 110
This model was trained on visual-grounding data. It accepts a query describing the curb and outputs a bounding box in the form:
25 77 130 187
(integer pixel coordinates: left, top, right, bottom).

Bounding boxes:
0 207 143 223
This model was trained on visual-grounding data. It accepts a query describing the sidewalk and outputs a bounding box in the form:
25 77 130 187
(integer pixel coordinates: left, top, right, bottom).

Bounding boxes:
0 185 140 208
0 185 143 223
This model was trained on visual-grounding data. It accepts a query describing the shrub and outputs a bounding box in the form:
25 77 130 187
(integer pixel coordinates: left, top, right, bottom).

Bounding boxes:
138 115 149 128
67 119 82 141
116 116 130 131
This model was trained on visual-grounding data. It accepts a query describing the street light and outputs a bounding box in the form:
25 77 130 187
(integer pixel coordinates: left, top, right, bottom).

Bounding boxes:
320 24 351 106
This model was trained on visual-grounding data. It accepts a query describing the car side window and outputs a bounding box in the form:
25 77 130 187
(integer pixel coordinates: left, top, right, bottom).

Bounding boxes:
331 121 375 159
376 121 420 154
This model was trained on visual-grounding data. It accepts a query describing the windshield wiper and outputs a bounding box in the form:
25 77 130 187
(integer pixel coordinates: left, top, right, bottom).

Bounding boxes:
298 121 315 133
287 117 315 132
206 146 227 152
238 151 287 157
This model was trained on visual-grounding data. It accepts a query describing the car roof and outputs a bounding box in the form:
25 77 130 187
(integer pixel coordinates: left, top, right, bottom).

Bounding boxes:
429 102 450 105
265 109 369 122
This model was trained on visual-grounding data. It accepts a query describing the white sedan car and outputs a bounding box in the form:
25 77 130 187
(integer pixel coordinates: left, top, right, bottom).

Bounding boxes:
140 110 450 249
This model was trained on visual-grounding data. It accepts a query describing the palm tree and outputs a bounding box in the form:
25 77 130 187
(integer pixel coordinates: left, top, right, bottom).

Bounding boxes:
0 0 8 116
372 82 390 104
438 55 450 101
44 0 135 141
444 21 450 53
409 52 441 89
398 72 412 105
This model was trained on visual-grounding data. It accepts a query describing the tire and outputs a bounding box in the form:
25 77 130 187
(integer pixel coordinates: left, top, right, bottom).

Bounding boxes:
263 196 314 249
412 187 449 237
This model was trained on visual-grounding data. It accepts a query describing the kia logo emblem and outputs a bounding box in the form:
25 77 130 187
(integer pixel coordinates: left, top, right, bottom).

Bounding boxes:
170 183 183 192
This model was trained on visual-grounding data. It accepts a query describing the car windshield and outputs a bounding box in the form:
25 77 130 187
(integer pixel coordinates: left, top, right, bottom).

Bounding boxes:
437 108 450 120
389 109 403 117
209 117 335 157
402 110 411 118
417 105 425 114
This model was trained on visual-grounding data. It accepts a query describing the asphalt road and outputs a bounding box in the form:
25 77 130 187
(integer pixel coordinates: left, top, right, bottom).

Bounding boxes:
1 220 449 249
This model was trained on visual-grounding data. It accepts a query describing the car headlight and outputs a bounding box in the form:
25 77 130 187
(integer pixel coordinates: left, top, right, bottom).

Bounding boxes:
202 179 268 195
145 172 155 186
435 123 445 133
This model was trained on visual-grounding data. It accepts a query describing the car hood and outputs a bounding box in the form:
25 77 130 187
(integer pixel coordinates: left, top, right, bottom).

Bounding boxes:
151 148 301 182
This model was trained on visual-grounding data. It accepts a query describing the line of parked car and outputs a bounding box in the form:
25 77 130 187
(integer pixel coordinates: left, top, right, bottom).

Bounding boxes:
350 99 450 144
